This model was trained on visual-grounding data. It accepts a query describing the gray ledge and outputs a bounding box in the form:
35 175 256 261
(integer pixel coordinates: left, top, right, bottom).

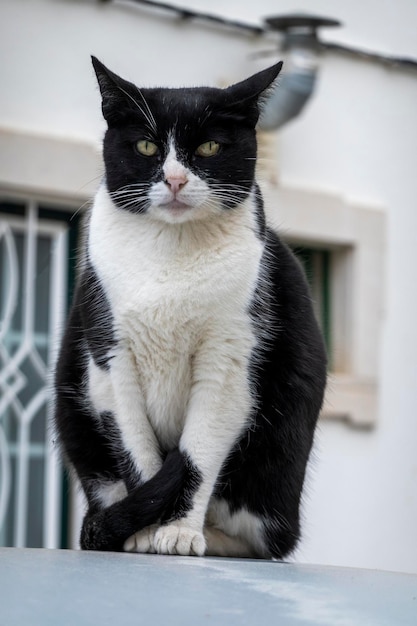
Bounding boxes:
0 548 416 625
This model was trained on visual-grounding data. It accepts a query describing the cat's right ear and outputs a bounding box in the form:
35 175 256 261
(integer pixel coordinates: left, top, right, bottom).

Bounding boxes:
91 56 136 124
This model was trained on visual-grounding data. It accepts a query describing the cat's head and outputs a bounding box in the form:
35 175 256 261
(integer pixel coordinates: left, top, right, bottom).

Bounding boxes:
92 57 282 224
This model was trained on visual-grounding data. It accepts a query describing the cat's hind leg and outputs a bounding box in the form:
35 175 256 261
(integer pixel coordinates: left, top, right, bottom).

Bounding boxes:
203 498 269 558
204 526 260 558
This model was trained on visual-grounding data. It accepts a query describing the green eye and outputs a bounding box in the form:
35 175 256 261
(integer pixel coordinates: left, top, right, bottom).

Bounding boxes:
196 141 220 157
136 140 158 157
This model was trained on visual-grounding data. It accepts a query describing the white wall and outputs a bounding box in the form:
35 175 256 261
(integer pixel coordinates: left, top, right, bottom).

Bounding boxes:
186 0 417 58
1 0 416 573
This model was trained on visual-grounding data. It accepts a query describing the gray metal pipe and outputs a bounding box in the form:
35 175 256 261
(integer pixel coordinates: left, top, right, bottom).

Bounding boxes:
259 63 317 130
258 14 341 130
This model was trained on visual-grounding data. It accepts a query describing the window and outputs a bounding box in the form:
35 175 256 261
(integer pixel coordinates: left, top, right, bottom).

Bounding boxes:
0 198 80 548
292 247 332 365
264 183 385 427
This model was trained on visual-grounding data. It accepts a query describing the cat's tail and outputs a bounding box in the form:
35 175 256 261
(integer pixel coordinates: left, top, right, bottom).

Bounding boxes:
80 449 186 551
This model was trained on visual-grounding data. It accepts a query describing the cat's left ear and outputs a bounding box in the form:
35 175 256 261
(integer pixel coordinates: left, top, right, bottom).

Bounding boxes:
223 62 283 123
91 56 140 125
226 62 283 103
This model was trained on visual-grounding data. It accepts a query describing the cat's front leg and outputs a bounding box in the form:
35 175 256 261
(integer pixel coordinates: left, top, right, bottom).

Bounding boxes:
154 521 206 556
109 347 163 484
153 338 253 556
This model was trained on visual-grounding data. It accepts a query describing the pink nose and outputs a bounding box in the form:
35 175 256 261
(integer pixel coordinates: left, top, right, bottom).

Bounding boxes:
165 176 188 195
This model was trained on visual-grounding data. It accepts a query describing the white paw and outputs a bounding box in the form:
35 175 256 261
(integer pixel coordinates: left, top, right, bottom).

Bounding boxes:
123 524 158 553
154 522 206 556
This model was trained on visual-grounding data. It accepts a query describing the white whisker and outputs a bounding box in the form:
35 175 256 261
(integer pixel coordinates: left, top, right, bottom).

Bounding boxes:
136 88 158 133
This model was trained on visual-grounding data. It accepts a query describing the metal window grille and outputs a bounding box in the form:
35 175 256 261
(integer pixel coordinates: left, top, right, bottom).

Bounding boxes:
0 199 71 548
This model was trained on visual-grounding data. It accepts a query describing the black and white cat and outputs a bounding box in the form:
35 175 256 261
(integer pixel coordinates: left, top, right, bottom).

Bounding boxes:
54 57 327 558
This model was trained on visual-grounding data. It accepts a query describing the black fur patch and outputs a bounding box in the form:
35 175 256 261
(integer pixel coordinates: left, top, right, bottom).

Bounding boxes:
54 307 122 491
214 228 327 558
79 260 117 370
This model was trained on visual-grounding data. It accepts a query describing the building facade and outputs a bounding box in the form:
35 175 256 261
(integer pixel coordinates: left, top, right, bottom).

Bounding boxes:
1 0 416 573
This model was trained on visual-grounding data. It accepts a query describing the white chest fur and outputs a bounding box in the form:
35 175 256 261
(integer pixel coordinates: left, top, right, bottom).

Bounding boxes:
87 185 263 449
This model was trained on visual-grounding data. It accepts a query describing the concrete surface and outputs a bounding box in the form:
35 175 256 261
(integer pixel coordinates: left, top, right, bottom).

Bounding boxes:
0 548 416 625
